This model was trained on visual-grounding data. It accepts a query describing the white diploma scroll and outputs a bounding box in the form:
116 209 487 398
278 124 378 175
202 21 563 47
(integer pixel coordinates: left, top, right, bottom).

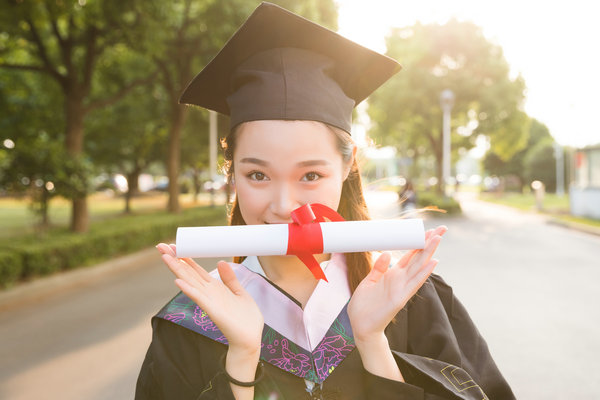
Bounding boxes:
176 219 424 258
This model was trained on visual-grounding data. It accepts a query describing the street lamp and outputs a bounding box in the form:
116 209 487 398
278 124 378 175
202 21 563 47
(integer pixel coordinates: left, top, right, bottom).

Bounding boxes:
440 89 455 196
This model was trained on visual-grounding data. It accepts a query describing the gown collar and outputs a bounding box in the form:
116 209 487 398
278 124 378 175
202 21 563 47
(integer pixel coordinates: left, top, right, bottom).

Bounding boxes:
240 254 351 351
156 254 356 383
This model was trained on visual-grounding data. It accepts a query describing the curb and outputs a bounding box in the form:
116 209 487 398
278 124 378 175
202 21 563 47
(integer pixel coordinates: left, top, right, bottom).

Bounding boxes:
547 218 600 237
0 246 159 312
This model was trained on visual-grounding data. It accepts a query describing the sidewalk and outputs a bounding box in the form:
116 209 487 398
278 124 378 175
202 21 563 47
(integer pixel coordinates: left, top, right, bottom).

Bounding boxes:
456 191 600 237
0 246 158 312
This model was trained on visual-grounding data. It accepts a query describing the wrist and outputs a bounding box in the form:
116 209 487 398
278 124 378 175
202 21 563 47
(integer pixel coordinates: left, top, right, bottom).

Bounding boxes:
354 332 389 355
354 333 405 382
227 342 261 358
225 345 261 382
220 353 264 388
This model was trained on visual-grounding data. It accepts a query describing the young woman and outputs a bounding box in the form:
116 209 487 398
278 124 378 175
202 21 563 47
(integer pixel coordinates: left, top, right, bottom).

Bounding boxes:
135 3 514 399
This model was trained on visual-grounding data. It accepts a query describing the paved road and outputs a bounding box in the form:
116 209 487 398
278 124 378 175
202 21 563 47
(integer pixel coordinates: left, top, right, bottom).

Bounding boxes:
1 192 599 399
0 249 223 400
430 194 600 399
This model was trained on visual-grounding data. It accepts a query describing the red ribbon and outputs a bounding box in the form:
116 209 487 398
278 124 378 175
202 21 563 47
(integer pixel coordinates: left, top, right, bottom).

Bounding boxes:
286 203 345 281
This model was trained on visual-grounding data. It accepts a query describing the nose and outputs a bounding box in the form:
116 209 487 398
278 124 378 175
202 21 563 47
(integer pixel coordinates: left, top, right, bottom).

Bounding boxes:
270 182 301 221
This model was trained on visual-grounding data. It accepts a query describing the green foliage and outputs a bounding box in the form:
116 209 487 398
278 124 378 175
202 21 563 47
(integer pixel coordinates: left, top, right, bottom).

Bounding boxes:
0 0 157 230
1 0 340 226
0 206 227 288
0 35 68 223
524 138 556 192
417 192 462 215
368 20 527 187
0 250 21 289
269 0 338 29
85 83 167 187
483 118 554 191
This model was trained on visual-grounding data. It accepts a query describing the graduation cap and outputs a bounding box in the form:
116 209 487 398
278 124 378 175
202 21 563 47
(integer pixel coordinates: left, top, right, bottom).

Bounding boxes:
179 2 401 134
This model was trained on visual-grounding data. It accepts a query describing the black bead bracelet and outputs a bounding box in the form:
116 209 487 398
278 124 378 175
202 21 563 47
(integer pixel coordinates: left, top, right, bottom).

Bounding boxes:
220 353 265 387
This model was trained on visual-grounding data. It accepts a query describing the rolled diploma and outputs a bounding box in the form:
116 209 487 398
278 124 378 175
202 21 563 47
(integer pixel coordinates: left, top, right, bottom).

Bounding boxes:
176 219 424 258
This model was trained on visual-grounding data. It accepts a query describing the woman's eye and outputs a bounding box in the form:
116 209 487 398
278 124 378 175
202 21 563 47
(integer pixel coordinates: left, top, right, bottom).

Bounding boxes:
302 172 321 182
248 172 268 181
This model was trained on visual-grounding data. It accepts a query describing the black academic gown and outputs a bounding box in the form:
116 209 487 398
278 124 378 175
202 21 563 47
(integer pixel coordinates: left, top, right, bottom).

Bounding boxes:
135 266 515 400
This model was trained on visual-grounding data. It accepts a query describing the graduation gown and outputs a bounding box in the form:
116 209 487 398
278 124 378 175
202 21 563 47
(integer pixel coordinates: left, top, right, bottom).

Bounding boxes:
135 254 515 399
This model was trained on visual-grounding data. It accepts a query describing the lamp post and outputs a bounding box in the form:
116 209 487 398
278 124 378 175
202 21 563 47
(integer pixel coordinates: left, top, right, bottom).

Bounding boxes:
440 89 455 196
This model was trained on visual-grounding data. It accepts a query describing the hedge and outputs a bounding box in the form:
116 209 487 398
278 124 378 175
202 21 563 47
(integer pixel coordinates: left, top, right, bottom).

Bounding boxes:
0 206 227 289
0 250 22 289
417 192 462 215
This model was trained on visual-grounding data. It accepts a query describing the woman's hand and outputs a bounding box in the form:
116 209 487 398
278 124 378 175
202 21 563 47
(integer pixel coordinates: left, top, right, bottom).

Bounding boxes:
347 226 447 344
156 243 264 354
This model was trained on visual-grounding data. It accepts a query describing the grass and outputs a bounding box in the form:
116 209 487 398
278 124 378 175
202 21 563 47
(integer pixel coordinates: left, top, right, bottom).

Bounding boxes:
478 191 600 230
479 192 570 213
553 214 600 228
0 197 229 289
0 191 228 240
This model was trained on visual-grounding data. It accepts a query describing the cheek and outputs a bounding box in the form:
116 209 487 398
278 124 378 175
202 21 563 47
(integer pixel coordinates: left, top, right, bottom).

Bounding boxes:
233 173 270 223
311 176 345 212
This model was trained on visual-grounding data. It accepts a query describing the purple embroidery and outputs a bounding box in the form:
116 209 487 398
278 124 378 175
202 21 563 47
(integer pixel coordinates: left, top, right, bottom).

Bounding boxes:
156 293 355 383
313 334 355 381
263 339 280 354
164 312 186 323
269 339 312 376
192 306 220 332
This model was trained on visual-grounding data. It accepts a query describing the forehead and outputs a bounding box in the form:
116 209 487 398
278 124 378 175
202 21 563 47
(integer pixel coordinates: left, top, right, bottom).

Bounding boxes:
233 120 341 162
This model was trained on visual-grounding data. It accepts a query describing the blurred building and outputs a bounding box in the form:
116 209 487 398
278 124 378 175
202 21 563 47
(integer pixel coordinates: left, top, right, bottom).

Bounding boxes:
570 145 600 219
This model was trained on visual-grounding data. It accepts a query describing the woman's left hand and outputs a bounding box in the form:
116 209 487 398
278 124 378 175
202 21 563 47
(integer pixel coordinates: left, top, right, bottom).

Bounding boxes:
347 225 447 343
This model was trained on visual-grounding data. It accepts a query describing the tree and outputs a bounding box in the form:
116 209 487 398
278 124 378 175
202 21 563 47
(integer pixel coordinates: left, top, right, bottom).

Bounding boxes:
180 108 210 203
484 118 554 192
368 20 527 192
0 66 64 226
0 0 156 231
0 133 63 227
138 0 339 213
86 83 167 213
524 138 557 192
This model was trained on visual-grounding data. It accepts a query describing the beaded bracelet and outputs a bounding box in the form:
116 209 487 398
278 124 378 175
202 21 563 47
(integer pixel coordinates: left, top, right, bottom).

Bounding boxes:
220 353 265 387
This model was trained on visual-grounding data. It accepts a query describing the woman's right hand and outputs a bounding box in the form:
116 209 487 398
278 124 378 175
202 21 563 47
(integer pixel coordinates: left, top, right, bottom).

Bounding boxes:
156 243 264 354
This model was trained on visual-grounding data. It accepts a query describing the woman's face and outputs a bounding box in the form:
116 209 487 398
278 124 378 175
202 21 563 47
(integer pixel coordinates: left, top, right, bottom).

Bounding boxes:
233 120 352 225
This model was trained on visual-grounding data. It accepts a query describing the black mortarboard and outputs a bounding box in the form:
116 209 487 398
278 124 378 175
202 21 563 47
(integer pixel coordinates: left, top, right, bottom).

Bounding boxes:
179 2 401 134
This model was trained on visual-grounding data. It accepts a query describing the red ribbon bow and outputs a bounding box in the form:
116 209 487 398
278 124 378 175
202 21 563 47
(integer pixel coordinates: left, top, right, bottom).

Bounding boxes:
286 203 345 281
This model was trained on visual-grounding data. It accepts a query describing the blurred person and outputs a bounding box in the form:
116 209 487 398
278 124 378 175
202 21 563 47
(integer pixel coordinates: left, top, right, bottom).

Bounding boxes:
398 180 417 213
135 3 514 399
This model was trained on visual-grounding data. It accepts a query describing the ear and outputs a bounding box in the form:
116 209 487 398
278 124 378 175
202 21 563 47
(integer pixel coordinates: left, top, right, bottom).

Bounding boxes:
343 145 358 181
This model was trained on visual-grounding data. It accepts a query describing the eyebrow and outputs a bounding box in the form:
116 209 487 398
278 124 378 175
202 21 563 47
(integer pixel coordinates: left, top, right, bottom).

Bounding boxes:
240 157 269 166
239 158 331 167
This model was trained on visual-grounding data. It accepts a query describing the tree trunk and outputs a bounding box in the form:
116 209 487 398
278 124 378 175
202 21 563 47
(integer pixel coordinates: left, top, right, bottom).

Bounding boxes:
125 168 141 214
166 104 188 213
65 93 89 232
427 132 444 195
40 188 50 227
192 167 201 204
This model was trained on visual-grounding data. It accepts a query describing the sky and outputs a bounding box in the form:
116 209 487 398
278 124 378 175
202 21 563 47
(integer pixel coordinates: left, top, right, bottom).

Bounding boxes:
336 0 600 148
